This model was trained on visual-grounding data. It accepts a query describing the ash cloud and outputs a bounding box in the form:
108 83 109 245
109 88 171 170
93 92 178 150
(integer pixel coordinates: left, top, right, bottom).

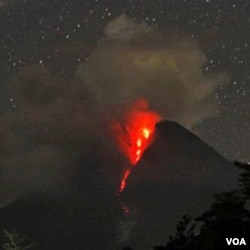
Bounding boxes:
0 15 226 206
0 14 230 249
0 15 226 229
0 65 113 207
77 14 227 128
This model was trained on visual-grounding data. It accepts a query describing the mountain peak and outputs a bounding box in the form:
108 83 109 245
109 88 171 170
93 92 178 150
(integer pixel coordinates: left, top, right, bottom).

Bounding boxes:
122 120 239 249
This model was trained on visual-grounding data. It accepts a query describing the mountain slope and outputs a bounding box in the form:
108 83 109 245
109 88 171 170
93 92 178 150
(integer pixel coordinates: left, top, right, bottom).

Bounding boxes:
122 120 239 249
0 120 240 250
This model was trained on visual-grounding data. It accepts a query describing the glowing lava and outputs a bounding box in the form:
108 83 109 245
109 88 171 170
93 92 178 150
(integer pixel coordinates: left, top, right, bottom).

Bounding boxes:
112 99 161 193
120 169 130 193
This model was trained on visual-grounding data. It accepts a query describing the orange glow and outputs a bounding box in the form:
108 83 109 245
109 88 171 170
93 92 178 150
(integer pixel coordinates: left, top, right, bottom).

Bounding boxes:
112 99 162 194
124 104 161 165
119 169 130 193
142 128 150 139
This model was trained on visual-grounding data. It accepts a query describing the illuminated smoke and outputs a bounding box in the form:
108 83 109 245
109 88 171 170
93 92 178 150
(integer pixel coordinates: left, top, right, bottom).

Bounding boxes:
77 14 227 130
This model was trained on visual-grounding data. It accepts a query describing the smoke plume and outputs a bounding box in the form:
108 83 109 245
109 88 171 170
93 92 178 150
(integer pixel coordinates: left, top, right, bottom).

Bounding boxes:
77 14 226 128
0 15 226 208
0 65 103 206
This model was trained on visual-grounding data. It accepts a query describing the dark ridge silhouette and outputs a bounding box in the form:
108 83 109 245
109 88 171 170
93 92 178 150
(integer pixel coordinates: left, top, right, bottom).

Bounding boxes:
0 146 121 250
128 120 238 185
122 120 239 250
155 175 250 250
0 120 239 250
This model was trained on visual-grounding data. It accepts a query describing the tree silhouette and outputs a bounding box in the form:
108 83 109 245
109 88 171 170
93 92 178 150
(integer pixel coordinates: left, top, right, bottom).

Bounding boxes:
235 161 250 199
195 191 250 249
1 229 36 250
153 161 250 250
154 215 196 250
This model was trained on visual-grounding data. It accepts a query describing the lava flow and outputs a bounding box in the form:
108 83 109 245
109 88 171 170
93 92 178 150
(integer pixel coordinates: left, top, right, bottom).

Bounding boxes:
112 99 161 194
118 125 155 193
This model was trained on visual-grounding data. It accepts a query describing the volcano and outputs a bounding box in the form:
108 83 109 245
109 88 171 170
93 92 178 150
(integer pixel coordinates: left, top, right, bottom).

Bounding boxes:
0 120 239 250
125 120 238 186
121 120 239 249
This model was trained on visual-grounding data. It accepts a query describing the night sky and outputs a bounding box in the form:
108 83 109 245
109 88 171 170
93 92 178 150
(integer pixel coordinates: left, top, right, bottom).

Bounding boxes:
0 0 249 163
0 1 249 249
